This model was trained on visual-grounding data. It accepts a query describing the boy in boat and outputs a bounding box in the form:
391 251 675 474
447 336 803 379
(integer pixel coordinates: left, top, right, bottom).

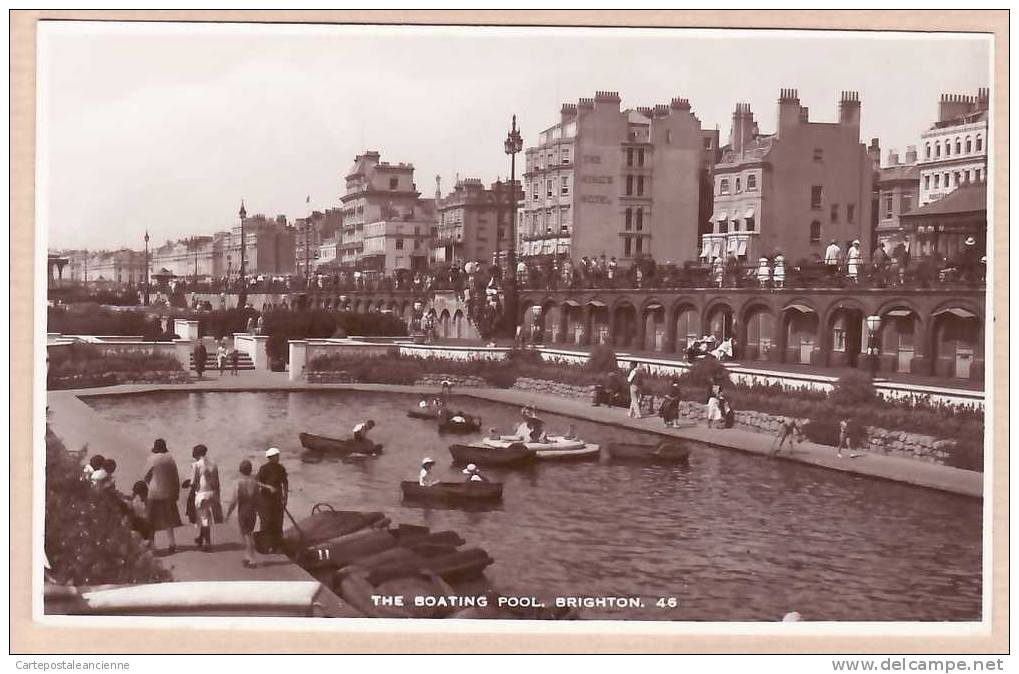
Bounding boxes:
419 457 440 487
562 424 578 440
352 419 375 442
462 463 487 483
771 417 801 456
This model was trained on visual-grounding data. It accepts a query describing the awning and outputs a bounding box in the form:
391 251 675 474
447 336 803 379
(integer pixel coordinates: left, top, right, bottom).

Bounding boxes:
784 303 815 314
700 241 712 258
744 207 756 219
934 307 978 319
711 242 722 258
587 300 607 307
736 239 749 256
885 309 913 317
727 237 738 251
645 303 664 311
714 211 728 221
563 299 581 307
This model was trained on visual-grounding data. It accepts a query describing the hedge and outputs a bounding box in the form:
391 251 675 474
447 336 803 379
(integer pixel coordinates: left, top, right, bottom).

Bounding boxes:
48 306 173 340
47 343 182 379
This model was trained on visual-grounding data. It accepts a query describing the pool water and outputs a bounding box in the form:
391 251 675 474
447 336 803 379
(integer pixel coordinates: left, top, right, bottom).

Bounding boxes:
84 390 982 621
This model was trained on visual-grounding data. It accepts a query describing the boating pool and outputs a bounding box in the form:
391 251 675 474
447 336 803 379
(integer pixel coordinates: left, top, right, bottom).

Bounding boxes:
84 390 982 621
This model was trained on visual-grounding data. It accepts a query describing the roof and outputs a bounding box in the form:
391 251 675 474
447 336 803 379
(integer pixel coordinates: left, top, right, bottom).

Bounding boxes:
879 164 920 184
905 182 987 218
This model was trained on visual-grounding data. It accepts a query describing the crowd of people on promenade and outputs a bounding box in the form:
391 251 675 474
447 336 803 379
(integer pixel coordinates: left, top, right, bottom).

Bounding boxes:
80 439 290 568
126 236 985 311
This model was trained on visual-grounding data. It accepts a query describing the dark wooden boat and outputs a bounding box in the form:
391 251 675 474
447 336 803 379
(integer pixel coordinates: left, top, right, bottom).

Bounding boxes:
280 504 388 556
367 547 495 585
299 432 383 456
449 443 537 466
437 415 482 434
298 528 397 571
407 408 440 420
400 481 503 504
606 440 691 463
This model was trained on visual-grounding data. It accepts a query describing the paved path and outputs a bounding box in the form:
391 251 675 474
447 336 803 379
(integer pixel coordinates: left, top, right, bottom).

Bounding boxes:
50 371 983 498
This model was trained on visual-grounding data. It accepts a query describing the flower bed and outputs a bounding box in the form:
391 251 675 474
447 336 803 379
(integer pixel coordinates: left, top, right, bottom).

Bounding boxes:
47 343 185 390
48 370 190 390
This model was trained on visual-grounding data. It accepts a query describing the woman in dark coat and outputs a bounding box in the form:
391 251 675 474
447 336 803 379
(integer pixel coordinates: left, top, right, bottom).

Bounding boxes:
143 438 182 554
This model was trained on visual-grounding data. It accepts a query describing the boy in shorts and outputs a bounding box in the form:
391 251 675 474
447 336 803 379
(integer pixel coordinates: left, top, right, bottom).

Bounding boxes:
771 417 800 456
225 459 274 568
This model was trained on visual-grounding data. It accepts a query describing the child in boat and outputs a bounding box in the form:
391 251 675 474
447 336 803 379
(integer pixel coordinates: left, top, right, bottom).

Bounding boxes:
487 427 500 441
225 459 272 568
352 419 375 441
462 463 486 482
419 458 440 487
562 424 577 440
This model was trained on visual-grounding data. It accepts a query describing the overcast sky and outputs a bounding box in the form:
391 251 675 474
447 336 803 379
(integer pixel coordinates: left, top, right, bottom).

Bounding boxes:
39 21 991 251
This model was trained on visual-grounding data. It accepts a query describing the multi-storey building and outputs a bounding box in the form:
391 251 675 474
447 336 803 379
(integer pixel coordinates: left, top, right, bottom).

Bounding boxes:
901 181 987 260
339 151 435 274
704 89 874 264
84 249 147 285
225 213 296 277
918 89 989 207
150 233 230 279
875 147 921 252
294 207 343 275
433 178 521 265
518 91 708 264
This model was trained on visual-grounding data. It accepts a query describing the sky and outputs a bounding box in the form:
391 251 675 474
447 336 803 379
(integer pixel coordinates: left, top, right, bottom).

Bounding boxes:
38 21 991 251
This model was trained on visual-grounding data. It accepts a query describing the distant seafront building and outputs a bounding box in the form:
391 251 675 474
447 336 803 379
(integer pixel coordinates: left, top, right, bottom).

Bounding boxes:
433 177 522 265
228 212 296 276
875 146 921 252
705 90 875 265
339 151 436 274
150 233 227 279
518 91 710 264
918 89 989 207
294 207 343 275
57 248 145 285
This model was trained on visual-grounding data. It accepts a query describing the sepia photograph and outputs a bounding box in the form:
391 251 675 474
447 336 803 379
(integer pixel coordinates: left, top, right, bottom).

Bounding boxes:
11 10 1007 655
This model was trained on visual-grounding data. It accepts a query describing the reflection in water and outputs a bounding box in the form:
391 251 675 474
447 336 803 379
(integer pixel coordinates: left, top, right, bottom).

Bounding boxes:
85 390 982 621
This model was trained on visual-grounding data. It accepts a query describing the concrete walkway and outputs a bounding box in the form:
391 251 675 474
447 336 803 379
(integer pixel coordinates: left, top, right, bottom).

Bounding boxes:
50 370 983 498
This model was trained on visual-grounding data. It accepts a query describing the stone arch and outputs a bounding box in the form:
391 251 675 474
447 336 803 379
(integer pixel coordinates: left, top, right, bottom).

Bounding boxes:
930 303 983 380
439 309 452 339
640 299 667 352
875 302 924 374
670 301 700 356
741 300 778 362
586 300 610 346
822 298 868 369
453 310 465 339
703 300 736 342
781 301 820 365
612 300 638 349
541 299 563 344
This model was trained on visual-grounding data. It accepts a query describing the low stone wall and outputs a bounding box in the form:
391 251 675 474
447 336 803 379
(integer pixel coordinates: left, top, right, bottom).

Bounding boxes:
48 370 189 390
307 371 357 384
415 374 488 388
512 377 595 400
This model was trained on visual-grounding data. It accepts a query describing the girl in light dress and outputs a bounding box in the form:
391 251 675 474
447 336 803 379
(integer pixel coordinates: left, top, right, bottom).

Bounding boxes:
216 341 228 376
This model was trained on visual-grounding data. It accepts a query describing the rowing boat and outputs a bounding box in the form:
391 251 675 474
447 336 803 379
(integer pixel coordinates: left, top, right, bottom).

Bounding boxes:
299 432 383 456
400 481 503 504
481 436 600 460
448 443 537 466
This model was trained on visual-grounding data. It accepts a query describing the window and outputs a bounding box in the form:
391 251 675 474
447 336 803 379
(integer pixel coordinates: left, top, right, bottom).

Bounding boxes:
389 177 398 190
626 148 634 167
719 219 729 234
736 177 742 193
562 148 570 164
703 136 711 149
976 135 983 152
720 179 730 195
637 149 645 167
924 175 930 190
955 138 962 154
944 172 950 187
884 195 893 219
965 137 972 153
935 142 941 157
831 203 839 223
847 203 856 223
901 195 912 214
414 239 420 250
533 184 539 201
955 171 963 186
977 168 983 181
926 143 931 159
635 237 643 254
934 174 941 188
745 216 755 232
809 220 821 243
561 176 569 196
546 179 553 198
637 175 645 195
635 207 644 231
747 174 757 191
624 237 632 257
944 141 950 157
813 148 823 162
811 185 823 209
624 208 632 231
395 238 404 250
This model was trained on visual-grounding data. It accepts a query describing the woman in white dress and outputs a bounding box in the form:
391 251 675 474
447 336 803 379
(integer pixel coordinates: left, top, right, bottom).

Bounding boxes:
706 394 723 429
773 253 786 288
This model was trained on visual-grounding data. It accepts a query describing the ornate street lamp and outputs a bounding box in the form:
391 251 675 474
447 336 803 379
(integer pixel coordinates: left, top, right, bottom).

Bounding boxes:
503 114 523 335
238 200 247 307
866 314 882 377
143 230 150 306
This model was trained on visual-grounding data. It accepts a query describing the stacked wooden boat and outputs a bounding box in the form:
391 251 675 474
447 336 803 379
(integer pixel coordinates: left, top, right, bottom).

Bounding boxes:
282 503 569 619
449 435 600 466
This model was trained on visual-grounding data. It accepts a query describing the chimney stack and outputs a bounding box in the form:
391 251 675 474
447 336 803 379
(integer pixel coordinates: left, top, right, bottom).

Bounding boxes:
887 148 900 166
838 91 861 131
904 145 918 165
777 88 801 137
729 103 756 154
938 93 977 122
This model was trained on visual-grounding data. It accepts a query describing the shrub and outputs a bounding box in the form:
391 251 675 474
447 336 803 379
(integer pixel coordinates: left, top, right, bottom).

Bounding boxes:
830 371 878 406
679 358 731 390
266 334 288 370
47 343 182 380
944 441 984 472
481 369 519 389
585 344 620 373
44 427 170 586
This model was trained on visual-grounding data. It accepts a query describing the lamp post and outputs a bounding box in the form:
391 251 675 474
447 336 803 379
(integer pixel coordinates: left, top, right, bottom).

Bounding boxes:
866 314 881 378
303 218 315 290
503 114 523 336
238 200 247 307
143 231 150 306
